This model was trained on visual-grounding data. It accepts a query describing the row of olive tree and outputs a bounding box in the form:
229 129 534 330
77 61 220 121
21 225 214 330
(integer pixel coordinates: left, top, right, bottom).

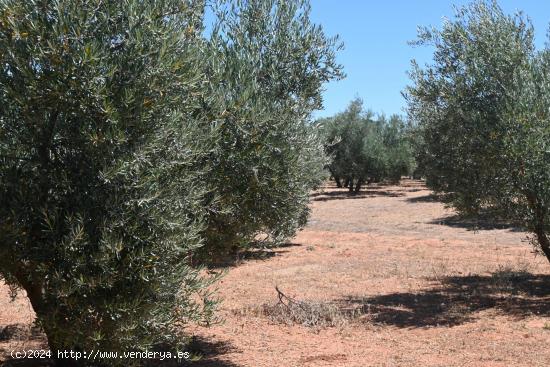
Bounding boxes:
196 0 343 260
317 98 415 193
0 0 342 365
406 0 550 264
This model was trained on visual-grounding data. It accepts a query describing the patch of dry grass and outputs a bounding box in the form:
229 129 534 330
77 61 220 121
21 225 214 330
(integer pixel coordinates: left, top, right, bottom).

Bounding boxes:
232 287 367 329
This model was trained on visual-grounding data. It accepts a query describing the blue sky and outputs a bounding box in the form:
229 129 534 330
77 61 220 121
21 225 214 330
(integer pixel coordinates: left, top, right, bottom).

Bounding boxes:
310 0 550 118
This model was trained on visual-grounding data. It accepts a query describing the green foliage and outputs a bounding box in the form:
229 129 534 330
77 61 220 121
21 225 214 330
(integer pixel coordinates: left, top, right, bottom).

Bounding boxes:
0 0 216 363
194 0 343 259
319 98 415 192
380 114 417 182
0 0 342 361
501 49 550 261
406 0 550 262
406 0 533 213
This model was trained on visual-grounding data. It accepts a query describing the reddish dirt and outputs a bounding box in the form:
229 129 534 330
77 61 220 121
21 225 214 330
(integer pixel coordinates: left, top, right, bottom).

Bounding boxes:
2 179 550 366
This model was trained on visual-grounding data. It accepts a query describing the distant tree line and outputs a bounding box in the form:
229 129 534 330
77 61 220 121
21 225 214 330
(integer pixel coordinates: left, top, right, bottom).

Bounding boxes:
317 98 416 193
406 0 550 264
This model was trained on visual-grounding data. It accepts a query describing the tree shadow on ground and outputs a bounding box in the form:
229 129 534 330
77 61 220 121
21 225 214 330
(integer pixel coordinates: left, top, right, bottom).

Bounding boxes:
0 324 44 343
429 213 523 232
339 271 550 328
405 194 441 203
0 324 48 367
404 188 426 193
0 336 239 367
1 360 53 367
311 189 405 202
206 243 301 269
181 337 240 367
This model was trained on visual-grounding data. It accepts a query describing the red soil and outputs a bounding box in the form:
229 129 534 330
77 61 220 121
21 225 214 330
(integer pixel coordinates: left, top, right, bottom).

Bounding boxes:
2 179 550 366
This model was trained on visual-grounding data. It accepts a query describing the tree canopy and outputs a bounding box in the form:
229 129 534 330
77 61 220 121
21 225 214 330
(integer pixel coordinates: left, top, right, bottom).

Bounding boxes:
318 98 415 193
0 0 342 363
406 0 550 263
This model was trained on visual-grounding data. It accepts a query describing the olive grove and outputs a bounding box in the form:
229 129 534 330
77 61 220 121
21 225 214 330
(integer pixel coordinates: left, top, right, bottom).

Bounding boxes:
0 0 342 364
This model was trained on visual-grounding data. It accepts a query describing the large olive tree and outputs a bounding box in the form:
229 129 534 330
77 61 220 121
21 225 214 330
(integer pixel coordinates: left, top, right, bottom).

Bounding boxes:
406 0 550 262
0 0 216 364
194 0 343 260
501 50 550 261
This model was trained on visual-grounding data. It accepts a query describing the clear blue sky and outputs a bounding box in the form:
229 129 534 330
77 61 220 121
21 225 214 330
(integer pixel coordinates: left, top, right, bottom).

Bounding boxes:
310 0 550 118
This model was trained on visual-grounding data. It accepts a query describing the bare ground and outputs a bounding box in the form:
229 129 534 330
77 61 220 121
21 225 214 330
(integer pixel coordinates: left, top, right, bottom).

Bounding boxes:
2 179 550 366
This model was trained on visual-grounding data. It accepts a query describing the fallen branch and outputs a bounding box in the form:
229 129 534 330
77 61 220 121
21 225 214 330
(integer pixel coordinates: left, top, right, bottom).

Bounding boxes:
275 285 308 311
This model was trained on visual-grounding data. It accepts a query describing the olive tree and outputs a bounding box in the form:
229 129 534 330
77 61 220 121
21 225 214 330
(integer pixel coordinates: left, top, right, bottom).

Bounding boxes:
379 114 417 183
320 98 376 192
0 0 217 364
407 0 533 212
319 98 414 193
406 0 550 262
194 0 343 260
500 51 550 261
